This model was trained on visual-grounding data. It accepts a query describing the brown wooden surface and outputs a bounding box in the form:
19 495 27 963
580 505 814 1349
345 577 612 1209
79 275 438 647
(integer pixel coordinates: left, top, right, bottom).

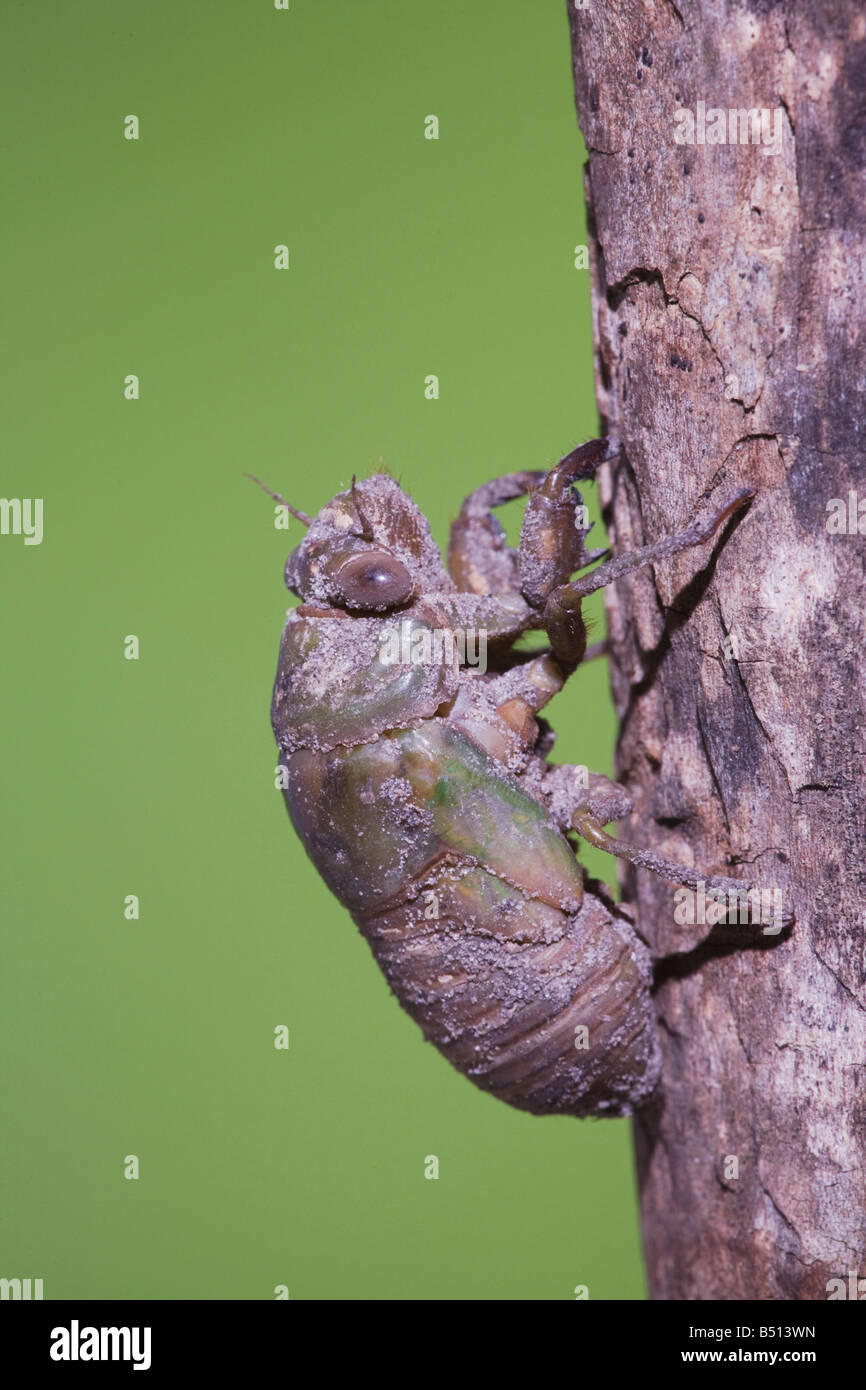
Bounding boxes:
568 0 866 1299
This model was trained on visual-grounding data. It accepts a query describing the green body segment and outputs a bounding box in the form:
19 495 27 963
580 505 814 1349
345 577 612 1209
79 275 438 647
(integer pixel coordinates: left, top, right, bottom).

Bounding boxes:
271 610 458 754
283 721 584 917
281 722 656 1117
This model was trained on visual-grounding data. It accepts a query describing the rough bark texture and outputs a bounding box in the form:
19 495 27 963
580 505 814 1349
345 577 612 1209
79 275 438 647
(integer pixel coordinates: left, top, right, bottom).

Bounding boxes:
568 0 866 1300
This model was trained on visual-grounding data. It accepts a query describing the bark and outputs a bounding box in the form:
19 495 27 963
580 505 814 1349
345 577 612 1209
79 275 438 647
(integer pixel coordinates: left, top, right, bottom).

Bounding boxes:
567 0 866 1300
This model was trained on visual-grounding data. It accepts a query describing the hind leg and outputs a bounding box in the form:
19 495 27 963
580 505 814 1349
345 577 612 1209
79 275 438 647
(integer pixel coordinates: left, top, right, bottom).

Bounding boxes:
572 810 790 932
541 765 790 933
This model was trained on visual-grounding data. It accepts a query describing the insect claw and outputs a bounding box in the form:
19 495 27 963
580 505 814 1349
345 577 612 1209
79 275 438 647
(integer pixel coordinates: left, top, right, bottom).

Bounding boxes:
543 437 614 497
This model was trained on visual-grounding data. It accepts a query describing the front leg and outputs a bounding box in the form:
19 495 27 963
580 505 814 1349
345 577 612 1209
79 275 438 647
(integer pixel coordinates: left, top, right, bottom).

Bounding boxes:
517 437 616 607
510 436 616 666
447 471 544 595
542 486 754 665
447 439 614 602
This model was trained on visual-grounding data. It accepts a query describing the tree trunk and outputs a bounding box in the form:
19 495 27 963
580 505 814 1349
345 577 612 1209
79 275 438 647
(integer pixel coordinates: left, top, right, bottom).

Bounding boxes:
568 0 866 1300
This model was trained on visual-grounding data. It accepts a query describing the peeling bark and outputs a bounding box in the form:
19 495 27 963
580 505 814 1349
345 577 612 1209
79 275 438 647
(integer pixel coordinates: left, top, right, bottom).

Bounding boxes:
568 0 866 1299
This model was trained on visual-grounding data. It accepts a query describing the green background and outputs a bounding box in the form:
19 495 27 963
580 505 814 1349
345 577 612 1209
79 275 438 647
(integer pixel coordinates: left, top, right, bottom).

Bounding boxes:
0 0 645 1300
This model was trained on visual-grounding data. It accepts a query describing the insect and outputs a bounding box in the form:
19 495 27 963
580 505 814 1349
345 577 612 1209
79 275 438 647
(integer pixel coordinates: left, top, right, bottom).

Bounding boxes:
261 439 769 1117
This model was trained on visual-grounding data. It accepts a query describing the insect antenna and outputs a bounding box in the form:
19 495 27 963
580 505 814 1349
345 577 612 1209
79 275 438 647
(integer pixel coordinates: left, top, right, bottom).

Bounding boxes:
350 474 375 541
243 473 311 526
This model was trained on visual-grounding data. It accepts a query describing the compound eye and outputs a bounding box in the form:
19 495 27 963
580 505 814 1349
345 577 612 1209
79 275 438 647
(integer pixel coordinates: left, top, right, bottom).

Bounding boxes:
334 551 413 611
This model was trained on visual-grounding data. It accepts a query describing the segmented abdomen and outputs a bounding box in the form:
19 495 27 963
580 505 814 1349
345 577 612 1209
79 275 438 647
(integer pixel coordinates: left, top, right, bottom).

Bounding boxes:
282 721 659 1115
357 864 659 1117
